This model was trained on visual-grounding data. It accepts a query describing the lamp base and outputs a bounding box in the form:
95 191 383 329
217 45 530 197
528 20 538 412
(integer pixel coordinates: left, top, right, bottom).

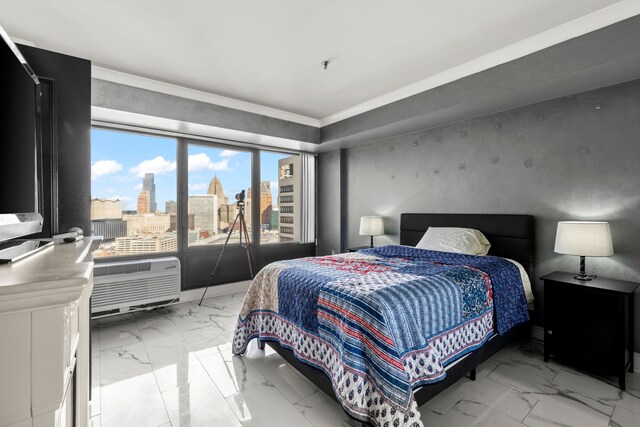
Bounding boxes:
574 273 596 281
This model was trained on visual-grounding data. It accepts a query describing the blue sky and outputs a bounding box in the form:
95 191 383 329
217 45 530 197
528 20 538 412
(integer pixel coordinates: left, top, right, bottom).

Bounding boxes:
91 128 288 211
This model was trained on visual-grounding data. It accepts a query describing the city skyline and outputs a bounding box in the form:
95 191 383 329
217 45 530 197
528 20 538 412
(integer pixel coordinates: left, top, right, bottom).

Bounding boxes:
91 128 296 257
91 128 285 212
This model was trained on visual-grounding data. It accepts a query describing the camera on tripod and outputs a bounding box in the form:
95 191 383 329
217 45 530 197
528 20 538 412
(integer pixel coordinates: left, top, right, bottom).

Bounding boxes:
235 189 246 205
199 188 254 305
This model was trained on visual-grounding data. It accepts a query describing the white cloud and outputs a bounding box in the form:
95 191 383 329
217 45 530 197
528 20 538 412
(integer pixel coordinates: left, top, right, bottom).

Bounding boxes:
188 153 228 172
130 156 176 178
220 150 240 158
91 160 122 180
135 183 143 191
189 182 209 191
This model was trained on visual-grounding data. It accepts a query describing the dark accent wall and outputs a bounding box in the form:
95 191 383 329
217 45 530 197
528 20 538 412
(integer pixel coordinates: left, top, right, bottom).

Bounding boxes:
317 150 341 255
92 79 320 144
323 80 640 351
20 45 91 235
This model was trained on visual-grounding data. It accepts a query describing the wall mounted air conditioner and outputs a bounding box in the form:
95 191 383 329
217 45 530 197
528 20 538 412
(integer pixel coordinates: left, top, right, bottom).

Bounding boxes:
92 256 181 314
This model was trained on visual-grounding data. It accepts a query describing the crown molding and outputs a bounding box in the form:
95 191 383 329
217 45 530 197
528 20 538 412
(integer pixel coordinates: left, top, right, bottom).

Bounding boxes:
91 2 640 131
91 66 321 128
318 0 640 126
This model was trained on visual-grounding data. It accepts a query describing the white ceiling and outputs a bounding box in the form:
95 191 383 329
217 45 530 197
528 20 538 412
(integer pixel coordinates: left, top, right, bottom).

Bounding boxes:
1 0 637 125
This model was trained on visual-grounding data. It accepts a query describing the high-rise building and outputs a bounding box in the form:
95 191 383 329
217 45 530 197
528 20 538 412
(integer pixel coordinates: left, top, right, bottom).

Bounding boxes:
165 200 177 214
271 208 279 231
207 176 228 203
114 234 177 255
91 218 127 241
207 176 236 231
143 173 157 212
247 181 273 229
123 213 171 235
90 198 122 219
188 195 218 238
137 191 150 214
168 213 195 232
278 156 301 242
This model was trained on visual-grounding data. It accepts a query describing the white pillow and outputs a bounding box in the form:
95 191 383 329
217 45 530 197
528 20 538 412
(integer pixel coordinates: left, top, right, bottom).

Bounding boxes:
416 227 491 256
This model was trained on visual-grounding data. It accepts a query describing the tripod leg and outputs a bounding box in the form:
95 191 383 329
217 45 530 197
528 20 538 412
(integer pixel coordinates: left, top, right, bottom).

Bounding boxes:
240 216 255 278
199 212 241 305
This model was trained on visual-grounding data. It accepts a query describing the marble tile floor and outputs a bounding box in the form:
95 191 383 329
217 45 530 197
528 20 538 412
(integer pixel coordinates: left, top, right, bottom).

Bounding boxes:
90 292 640 427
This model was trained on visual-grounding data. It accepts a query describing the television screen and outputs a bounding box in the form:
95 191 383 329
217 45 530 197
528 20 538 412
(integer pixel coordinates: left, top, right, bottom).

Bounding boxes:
0 24 43 236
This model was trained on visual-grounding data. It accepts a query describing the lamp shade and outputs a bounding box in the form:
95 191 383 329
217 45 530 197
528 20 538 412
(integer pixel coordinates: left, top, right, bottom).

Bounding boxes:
554 221 613 257
359 216 384 236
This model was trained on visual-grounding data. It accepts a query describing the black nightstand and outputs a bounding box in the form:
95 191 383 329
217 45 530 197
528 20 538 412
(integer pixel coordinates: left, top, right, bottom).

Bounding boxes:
541 271 638 390
347 246 370 252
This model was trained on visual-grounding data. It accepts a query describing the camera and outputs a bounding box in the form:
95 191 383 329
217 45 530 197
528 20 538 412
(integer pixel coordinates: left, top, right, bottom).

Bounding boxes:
235 189 246 203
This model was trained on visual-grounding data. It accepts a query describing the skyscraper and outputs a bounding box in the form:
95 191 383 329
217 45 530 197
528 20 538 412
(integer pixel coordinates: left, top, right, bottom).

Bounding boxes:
247 181 273 229
165 200 177 214
143 173 157 212
207 176 235 231
137 191 150 214
278 156 301 242
188 195 218 239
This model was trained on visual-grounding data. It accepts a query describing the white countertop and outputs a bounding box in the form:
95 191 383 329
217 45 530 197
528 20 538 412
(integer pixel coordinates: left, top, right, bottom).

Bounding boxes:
0 238 95 314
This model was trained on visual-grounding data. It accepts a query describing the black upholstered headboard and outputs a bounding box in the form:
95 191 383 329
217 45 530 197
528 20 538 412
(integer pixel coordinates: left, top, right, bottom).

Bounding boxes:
400 213 535 277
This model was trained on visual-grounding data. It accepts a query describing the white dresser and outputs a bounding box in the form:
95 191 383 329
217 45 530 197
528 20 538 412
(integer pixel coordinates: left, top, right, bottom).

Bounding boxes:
0 239 94 427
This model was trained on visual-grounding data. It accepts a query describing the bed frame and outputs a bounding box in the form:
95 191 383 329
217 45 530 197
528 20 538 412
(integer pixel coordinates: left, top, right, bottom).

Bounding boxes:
262 213 535 424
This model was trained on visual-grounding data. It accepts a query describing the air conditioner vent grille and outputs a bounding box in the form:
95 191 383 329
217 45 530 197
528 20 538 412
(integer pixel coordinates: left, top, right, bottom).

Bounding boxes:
91 257 180 314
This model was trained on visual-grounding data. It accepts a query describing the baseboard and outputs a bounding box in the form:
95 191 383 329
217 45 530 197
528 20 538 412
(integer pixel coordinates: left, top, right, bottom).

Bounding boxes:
531 325 640 374
179 280 252 303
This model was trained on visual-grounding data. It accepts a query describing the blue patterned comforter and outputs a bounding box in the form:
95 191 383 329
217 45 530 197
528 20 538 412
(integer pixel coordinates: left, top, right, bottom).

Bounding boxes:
233 245 528 427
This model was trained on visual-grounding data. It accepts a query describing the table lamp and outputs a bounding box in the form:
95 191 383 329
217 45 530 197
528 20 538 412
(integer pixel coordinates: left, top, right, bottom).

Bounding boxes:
554 221 614 280
359 216 384 248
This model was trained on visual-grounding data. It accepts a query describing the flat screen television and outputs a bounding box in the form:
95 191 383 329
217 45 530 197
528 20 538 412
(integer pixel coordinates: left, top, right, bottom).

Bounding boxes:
0 23 44 242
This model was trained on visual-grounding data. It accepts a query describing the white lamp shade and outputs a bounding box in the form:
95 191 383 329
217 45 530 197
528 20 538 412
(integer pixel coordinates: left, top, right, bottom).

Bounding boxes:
359 216 384 236
554 221 613 257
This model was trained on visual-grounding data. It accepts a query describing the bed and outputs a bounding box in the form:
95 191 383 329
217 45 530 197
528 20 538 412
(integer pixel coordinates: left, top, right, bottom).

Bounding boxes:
232 213 534 426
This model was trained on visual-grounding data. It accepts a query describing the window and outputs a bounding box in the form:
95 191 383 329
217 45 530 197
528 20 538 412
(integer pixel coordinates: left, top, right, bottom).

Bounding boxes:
260 151 300 244
187 144 252 246
90 128 177 258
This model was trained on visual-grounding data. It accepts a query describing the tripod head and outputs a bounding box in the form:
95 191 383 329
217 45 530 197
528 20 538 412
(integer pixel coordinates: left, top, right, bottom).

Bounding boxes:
235 189 246 210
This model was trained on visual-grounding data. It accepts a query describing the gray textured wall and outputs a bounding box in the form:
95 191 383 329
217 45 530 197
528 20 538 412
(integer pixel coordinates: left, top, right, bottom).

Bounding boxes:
332 79 640 350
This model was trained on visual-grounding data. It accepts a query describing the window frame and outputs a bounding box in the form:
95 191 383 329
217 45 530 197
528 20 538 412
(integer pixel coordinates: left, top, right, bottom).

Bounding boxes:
91 125 307 264
181 138 258 251
90 126 180 262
